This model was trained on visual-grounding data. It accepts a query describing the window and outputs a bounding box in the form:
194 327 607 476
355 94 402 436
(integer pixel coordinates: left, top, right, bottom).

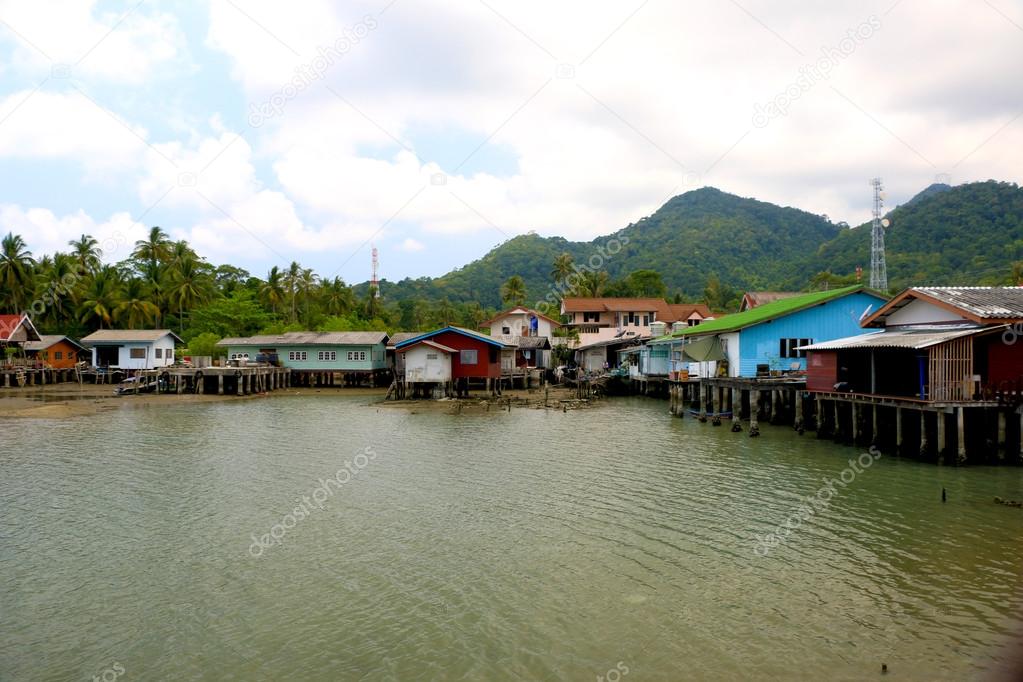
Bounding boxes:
346 350 366 361
54 351 63 360
288 351 308 361
502 326 511 334
318 351 336 361
426 353 438 360
155 348 163 359
688 318 701 327
460 349 477 364
642 315 650 326
779 338 813 359
583 311 599 323
130 348 146 359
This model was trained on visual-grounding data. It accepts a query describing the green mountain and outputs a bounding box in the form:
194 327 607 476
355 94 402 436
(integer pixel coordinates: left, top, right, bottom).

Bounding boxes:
362 180 1023 307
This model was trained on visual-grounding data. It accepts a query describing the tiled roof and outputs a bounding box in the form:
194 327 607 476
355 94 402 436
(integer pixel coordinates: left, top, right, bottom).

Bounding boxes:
81 329 183 344
218 331 387 346
561 298 711 323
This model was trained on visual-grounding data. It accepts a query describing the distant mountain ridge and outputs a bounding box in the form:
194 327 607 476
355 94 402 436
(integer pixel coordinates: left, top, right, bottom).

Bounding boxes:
360 180 1023 307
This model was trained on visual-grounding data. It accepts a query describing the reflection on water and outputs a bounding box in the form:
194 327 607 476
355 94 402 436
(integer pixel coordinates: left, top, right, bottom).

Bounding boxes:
2 396 1022 681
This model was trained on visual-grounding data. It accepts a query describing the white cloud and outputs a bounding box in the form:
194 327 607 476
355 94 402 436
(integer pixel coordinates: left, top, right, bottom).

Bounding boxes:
400 237 425 252
0 0 188 84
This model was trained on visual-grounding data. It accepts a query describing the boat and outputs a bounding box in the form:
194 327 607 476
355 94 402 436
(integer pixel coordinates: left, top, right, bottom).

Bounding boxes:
114 376 160 395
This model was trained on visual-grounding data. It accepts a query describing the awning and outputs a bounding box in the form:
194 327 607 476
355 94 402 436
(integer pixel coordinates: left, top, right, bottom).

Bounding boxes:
798 325 1008 351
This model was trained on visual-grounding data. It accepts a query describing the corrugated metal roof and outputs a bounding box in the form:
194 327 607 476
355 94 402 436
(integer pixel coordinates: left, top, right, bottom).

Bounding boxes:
915 287 1023 319
401 339 457 353
23 335 86 352
218 331 387 346
798 325 1005 351
81 329 182 344
394 326 509 349
386 332 420 348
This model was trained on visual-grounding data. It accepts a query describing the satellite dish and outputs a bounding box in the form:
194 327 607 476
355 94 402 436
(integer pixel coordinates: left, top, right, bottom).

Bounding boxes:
881 218 890 228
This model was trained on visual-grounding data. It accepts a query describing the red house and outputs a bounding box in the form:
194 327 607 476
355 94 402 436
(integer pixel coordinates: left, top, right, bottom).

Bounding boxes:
396 326 510 396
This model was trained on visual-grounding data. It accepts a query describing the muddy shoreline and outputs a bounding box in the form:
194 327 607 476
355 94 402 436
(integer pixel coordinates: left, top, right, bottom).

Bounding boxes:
0 384 597 419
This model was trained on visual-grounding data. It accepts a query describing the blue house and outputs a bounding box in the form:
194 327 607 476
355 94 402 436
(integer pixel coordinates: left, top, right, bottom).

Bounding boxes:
653 286 888 378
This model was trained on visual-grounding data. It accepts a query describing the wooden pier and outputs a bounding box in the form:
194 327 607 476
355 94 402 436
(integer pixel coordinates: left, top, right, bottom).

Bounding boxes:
665 376 1023 465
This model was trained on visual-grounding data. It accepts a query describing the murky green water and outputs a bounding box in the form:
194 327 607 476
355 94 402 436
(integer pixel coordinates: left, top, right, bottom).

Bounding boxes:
2 396 1022 681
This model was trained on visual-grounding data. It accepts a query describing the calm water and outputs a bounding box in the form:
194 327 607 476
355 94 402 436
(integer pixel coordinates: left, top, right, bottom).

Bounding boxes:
2 396 1022 681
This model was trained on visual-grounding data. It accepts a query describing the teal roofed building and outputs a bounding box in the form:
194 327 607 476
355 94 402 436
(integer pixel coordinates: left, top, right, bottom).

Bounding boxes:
649 286 888 378
217 331 390 385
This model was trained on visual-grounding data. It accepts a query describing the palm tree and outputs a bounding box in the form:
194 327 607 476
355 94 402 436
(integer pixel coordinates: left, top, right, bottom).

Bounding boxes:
551 253 574 283
68 234 102 275
573 270 608 297
167 256 212 332
0 233 35 311
319 276 354 316
285 261 302 322
78 266 122 329
500 275 527 306
167 239 197 266
133 226 171 272
298 267 318 322
435 298 457 326
260 266 286 315
1011 261 1023 286
36 253 79 325
114 278 161 329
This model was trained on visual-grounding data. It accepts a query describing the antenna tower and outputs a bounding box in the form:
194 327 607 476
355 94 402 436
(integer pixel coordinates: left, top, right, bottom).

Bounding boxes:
371 245 380 298
869 178 888 293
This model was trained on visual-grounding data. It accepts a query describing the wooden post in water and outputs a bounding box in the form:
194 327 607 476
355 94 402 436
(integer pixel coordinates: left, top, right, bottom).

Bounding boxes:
896 407 904 455
997 411 1007 461
833 401 842 442
871 404 879 446
749 389 760 436
919 411 930 458
731 388 742 432
956 407 967 465
937 412 947 462
851 402 861 445
794 391 803 431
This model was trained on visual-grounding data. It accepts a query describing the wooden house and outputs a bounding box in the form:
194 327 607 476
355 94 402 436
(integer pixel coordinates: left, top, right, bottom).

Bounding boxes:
395 326 509 396
802 287 1023 401
81 329 181 370
23 335 87 369
652 286 888 379
217 331 389 385
484 306 560 369
386 332 421 376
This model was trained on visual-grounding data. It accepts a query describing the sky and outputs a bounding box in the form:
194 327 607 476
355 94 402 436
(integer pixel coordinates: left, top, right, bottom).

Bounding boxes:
0 0 1021 285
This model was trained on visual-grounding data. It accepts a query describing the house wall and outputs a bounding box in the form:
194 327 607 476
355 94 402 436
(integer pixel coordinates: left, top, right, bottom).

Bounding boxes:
31 340 81 368
429 331 502 379
489 312 555 339
225 343 387 370
987 337 1023 385
403 345 452 383
92 338 176 369
735 292 885 377
640 345 670 375
885 299 965 326
806 351 839 391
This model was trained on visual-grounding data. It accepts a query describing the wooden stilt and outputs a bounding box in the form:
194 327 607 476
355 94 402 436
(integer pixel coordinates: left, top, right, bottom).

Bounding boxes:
937 412 947 462
956 407 967 465
997 411 1007 461
896 407 904 455
920 411 930 458
749 389 760 437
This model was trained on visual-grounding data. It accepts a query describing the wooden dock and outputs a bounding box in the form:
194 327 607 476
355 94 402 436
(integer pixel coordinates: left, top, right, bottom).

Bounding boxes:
665 375 1023 465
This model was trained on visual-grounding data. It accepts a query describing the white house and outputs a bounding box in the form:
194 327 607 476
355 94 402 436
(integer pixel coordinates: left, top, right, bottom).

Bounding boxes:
402 339 455 384
483 306 560 368
81 329 182 369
